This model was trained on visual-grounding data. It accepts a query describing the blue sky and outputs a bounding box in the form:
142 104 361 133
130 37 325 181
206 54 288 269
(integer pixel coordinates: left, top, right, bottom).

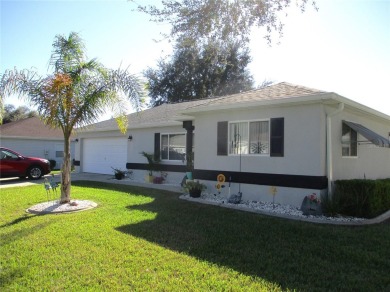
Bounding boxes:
1 0 390 116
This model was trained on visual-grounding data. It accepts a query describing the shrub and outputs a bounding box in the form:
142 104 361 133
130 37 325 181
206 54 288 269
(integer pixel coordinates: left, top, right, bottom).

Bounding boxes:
49 159 56 170
321 192 341 217
333 179 390 218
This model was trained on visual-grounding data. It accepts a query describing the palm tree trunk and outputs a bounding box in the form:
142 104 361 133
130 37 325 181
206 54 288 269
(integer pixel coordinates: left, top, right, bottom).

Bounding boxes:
60 132 72 203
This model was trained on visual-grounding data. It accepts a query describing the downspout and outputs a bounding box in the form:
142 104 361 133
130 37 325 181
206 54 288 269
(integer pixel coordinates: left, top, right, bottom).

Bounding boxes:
326 102 344 196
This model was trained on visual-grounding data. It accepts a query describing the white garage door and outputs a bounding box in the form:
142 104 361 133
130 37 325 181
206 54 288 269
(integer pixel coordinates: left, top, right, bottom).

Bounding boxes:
82 137 127 174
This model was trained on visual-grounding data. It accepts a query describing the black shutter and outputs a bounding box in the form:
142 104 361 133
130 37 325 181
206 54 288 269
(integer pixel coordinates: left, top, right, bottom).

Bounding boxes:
270 118 284 157
217 121 228 156
154 133 160 160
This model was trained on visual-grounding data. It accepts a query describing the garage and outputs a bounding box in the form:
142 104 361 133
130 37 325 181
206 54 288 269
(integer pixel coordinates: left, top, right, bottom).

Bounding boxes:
82 137 128 174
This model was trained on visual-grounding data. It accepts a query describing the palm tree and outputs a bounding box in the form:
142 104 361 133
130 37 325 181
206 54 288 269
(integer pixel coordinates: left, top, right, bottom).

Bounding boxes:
0 32 145 203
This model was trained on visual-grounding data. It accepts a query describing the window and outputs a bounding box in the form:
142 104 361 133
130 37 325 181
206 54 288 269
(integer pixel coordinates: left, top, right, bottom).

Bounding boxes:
161 133 186 160
342 123 357 157
1 149 18 160
56 151 64 158
229 120 269 155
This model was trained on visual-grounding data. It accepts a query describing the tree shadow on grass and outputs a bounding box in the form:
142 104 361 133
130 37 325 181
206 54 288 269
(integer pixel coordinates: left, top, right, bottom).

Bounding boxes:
0 267 26 289
0 214 35 228
0 221 52 246
116 192 389 291
72 181 389 291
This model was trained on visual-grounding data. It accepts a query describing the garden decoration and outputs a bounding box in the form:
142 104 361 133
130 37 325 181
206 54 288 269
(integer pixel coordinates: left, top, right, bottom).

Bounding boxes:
43 174 60 204
300 193 323 216
215 174 226 195
228 191 242 204
269 186 278 209
43 178 53 202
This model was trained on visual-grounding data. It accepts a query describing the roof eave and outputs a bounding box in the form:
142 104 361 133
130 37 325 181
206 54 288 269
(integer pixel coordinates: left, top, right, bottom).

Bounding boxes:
77 121 184 134
0 135 65 141
179 92 390 122
330 93 390 122
180 92 333 115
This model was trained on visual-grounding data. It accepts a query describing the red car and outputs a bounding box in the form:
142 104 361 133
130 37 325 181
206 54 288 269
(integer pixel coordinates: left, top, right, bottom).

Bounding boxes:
0 147 51 180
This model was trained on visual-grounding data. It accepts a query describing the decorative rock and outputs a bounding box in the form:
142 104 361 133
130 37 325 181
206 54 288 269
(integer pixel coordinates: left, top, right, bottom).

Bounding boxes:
300 196 323 216
228 192 242 204
26 200 97 214
181 192 367 223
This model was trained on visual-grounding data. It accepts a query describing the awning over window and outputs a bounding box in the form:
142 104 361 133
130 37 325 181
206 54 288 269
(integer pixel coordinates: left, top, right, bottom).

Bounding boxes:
343 121 390 148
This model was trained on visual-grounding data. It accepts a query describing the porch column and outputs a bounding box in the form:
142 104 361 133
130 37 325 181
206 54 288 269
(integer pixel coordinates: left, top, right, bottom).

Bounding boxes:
183 121 194 168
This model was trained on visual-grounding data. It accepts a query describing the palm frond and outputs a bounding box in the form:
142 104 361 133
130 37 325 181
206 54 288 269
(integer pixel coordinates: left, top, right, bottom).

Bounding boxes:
49 32 86 73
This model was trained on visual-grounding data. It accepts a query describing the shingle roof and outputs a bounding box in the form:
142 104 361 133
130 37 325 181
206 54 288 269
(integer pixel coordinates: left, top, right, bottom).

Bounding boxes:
79 82 329 132
0 117 64 139
185 82 328 110
83 98 210 131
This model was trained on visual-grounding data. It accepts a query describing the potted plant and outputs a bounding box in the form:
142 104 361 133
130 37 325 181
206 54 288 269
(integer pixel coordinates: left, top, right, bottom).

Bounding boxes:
141 151 160 183
153 171 167 184
183 180 206 198
111 167 126 180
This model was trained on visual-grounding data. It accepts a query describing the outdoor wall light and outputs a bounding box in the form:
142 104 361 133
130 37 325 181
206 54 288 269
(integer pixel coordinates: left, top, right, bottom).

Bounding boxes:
128 135 133 141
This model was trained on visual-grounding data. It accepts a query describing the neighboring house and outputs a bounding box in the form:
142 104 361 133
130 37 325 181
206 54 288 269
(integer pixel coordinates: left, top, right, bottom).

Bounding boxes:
74 82 390 206
0 117 75 169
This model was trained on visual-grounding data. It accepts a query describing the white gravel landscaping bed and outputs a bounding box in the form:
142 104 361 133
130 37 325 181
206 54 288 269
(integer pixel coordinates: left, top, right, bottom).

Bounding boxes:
180 192 368 224
27 200 97 214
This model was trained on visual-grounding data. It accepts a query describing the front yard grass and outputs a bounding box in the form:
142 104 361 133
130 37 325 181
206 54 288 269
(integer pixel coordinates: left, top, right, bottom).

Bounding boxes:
1 181 389 291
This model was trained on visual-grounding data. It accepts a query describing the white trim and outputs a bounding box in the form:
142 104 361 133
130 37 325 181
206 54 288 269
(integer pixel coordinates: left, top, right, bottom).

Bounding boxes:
0 135 65 141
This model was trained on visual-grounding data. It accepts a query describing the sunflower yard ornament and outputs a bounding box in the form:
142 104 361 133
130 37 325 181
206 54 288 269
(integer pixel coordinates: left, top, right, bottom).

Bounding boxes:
217 174 225 184
269 186 277 209
215 174 226 194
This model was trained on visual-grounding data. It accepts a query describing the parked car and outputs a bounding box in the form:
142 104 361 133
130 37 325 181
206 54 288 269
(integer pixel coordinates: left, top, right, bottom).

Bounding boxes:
0 147 51 179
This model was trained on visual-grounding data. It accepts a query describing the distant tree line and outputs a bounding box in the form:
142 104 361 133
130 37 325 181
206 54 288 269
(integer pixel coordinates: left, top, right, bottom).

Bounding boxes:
2 104 38 124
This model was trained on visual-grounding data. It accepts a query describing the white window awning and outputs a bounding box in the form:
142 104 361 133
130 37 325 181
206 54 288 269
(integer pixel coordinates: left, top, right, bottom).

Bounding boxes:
343 121 390 148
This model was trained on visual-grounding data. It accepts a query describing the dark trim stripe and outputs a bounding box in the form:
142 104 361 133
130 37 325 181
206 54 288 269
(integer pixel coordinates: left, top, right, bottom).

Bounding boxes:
193 169 327 189
126 163 327 189
127 163 187 173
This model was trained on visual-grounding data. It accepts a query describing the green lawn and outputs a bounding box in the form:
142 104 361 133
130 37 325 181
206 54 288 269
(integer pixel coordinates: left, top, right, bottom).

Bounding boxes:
1 181 389 291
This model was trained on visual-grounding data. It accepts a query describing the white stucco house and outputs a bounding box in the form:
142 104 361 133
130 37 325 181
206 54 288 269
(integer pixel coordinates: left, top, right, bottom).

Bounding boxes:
0 116 76 169
74 82 390 206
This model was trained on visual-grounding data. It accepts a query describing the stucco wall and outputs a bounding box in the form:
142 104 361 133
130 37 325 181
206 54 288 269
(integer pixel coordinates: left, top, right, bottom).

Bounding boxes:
188 103 328 206
331 110 390 180
193 103 326 177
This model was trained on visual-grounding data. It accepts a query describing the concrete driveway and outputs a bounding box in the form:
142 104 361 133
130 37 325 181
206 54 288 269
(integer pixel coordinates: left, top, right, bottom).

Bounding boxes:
0 172 182 193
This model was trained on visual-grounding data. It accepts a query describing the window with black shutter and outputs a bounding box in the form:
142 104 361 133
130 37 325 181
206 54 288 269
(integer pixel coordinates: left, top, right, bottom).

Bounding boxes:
270 118 284 157
217 121 228 156
154 133 160 161
217 118 284 157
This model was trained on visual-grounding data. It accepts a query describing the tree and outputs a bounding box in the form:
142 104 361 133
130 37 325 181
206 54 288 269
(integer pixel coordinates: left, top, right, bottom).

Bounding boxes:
0 32 145 203
132 0 317 44
2 104 38 124
145 39 253 106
